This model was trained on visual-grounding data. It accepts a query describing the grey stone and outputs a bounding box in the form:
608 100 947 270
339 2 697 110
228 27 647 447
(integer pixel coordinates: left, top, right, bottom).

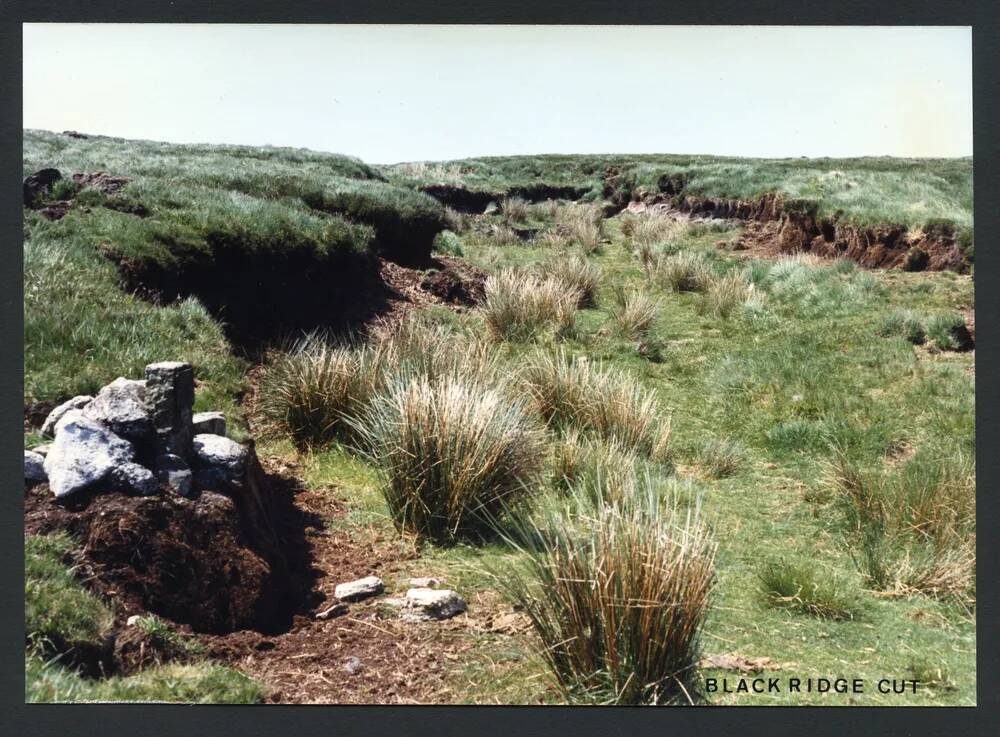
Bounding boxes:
126 614 142 627
334 576 384 602
145 361 195 457
83 378 153 440
483 201 499 215
193 468 234 493
389 588 467 622
343 656 364 676
24 451 47 485
192 434 248 473
409 577 442 589
192 411 226 436
41 395 93 437
111 462 160 496
43 411 136 499
155 453 194 497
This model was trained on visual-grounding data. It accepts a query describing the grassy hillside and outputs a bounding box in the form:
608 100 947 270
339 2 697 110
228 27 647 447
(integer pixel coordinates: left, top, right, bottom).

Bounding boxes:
387 153 973 232
22 130 447 411
24 132 975 705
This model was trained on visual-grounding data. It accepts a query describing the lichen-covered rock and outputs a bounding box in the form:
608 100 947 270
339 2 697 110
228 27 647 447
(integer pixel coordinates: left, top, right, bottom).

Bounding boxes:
43 411 136 499
41 395 93 437
334 576 384 602
155 453 194 497
24 451 47 485
110 462 160 496
83 378 154 440
388 588 467 622
192 411 226 437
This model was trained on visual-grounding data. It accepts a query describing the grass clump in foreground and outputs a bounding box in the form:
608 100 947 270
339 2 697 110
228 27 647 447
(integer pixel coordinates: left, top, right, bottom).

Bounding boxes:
495 476 716 704
483 269 581 342
353 372 546 544
757 559 865 621
26 654 262 703
522 350 672 461
831 449 975 602
25 533 113 657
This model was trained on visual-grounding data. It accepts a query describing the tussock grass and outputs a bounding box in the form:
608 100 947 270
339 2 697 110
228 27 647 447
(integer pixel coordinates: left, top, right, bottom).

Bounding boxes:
926 312 971 351
353 372 546 544
620 211 687 247
495 477 716 704
830 449 975 601
257 335 381 448
648 251 714 293
483 269 581 342
538 254 601 308
695 437 748 478
758 560 864 620
556 203 604 254
522 350 672 461
500 196 530 224
879 309 927 344
699 271 760 319
608 288 660 339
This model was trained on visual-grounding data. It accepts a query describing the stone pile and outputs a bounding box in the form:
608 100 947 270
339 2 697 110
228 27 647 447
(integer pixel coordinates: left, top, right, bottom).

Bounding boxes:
316 575 468 623
25 361 245 501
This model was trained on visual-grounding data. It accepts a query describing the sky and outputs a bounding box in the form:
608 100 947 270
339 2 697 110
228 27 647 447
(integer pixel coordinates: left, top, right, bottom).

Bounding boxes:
23 24 973 163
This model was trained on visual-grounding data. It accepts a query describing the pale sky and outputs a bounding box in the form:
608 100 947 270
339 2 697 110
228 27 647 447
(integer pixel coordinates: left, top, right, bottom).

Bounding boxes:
23 24 973 163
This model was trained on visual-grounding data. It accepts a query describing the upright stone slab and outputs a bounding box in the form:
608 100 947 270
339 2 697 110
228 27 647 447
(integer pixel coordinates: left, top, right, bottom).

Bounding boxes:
144 361 195 459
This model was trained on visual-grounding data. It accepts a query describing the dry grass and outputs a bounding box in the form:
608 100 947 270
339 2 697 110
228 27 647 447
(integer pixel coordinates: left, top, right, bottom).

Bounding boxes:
648 251 715 293
556 203 605 254
256 335 383 448
538 254 602 308
482 269 581 342
609 288 660 339
699 271 759 319
495 478 716 704
354 372 546 544
522 350 672 461
500 196 530 224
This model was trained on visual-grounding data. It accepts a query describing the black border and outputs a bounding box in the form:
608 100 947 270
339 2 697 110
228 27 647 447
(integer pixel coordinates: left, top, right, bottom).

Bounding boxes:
1 2 996 735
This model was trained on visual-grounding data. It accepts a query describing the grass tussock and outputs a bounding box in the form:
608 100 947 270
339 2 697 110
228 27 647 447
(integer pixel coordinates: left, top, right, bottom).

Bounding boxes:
556 203 604 254
522 350 672 461
538 254 601 308
830 449 975 602
609 288 660 339
648 251 715 293
495 478 716 704
695 436 749 478
353 372 546 544
757 560 865 620
483 269 581 342
500 196 530 224
699 271 760 319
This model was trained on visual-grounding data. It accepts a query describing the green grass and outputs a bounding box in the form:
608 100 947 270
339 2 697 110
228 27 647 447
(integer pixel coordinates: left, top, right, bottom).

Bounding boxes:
24 133 976 705
25 533 114 656
386 153 972 235
758 559 866 621
26 653 262 703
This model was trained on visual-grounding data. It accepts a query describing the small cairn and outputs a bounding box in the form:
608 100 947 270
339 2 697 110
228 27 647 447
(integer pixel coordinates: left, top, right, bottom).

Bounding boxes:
25 361 246 501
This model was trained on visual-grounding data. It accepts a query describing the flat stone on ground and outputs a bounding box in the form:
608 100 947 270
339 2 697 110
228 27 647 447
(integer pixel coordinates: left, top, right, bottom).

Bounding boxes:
334 576 384 602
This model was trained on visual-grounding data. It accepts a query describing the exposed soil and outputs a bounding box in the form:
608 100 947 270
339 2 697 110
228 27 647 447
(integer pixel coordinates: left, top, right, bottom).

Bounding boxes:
420 182 589 214
633 188 970 273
